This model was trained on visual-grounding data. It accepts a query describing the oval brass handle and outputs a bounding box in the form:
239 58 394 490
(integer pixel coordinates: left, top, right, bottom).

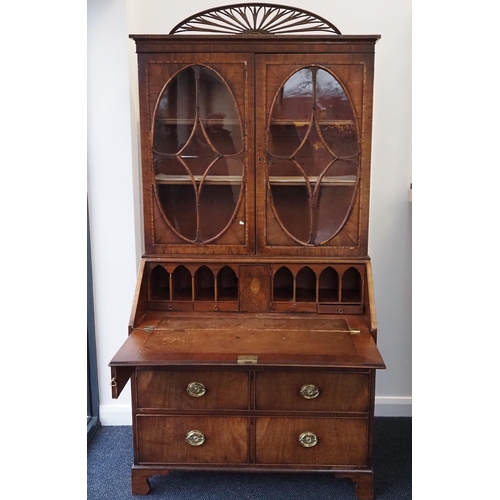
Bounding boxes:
298 431 318 448
185 430 205 446
300 384 320 399
186 382 206 397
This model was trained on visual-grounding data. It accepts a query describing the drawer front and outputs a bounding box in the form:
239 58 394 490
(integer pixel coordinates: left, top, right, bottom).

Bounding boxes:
255 372 370 412
271 302 318 313
148 301 194 312
317 304 364 314
137 415 249 464
136 370 249 410
255 417 367 466
193 301 239 312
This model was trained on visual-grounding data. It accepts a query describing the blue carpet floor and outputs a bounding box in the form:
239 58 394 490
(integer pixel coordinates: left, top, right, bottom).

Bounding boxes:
88 417 411 499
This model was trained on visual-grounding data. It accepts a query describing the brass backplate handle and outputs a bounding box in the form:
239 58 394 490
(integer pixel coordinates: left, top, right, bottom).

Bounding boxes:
186 430 205 446
300 384 320 399
299 431 318 448
186 382 206 397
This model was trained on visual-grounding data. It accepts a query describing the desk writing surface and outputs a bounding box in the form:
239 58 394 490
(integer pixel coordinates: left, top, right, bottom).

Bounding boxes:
110 313 385 369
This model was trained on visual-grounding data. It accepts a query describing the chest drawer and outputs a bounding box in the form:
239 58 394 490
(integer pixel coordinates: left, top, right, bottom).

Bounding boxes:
136 370 249 410
255 371 370 412
137 415 249 464
255 417 368 466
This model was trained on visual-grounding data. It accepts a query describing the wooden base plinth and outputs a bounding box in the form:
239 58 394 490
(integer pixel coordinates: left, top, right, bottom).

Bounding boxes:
131 468 374 498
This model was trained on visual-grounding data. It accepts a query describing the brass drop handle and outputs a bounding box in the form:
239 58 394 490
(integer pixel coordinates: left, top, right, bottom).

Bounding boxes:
186 381 207 397
300 384 320 399
299 431 318 448
185 430 205 446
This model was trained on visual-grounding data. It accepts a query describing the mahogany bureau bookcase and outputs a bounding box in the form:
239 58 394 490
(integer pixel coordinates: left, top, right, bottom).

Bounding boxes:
109 4 385 499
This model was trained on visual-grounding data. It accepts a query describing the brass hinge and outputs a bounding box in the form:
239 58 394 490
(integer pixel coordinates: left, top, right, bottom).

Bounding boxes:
349 328 361 336
237 355 258 364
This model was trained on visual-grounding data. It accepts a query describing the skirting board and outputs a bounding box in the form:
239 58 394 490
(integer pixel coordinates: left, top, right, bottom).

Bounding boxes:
99 397 412 426
100 404 133 426
374 397 412 417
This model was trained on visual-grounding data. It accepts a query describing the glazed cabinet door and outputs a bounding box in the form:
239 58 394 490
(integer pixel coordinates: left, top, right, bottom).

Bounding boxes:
255 54 375 258
137 53 255 255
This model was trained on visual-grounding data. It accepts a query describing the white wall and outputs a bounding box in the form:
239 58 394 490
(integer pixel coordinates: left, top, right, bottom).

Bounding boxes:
88 0 138 424
88 0 412 424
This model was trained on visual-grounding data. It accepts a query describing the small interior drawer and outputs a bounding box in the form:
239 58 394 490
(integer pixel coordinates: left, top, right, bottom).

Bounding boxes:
255 417 368 466
318 304 364 314
136 370 249 410
137 415 249 464
255 371 370 412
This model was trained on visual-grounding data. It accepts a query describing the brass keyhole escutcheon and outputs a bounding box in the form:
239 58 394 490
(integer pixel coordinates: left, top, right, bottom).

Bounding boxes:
186 382 206 397
186 430 205 446
300 384 320 399
299 431 318 448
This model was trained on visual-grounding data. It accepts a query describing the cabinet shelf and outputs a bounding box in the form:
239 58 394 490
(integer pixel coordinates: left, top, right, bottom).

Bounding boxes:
270 119 356 127
155 174 242 185
269 175 356 186
156 118 241 126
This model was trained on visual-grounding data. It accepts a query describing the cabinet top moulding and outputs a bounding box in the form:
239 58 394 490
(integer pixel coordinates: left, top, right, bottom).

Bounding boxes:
129 35 381 54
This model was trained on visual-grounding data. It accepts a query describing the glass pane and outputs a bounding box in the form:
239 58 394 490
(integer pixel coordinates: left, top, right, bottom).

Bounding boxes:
153 67 196 155
158 183 197 241
156 67 196 122
267 66 359 246
316 69 355 121
294 125 334 177
154 156 189 177
199 158 243 241
312 163 356 244
271 68 313 122
152 65 244 243
268 159 310 243
320 123 359 158
199 67 243 154
180 128 218 176
268 123 308 157
153 123 192 155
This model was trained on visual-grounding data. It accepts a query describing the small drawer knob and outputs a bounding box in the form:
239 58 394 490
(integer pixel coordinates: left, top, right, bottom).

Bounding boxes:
300 384 320 399
185 430 205 446
186 382 206 397
298 431 318 448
